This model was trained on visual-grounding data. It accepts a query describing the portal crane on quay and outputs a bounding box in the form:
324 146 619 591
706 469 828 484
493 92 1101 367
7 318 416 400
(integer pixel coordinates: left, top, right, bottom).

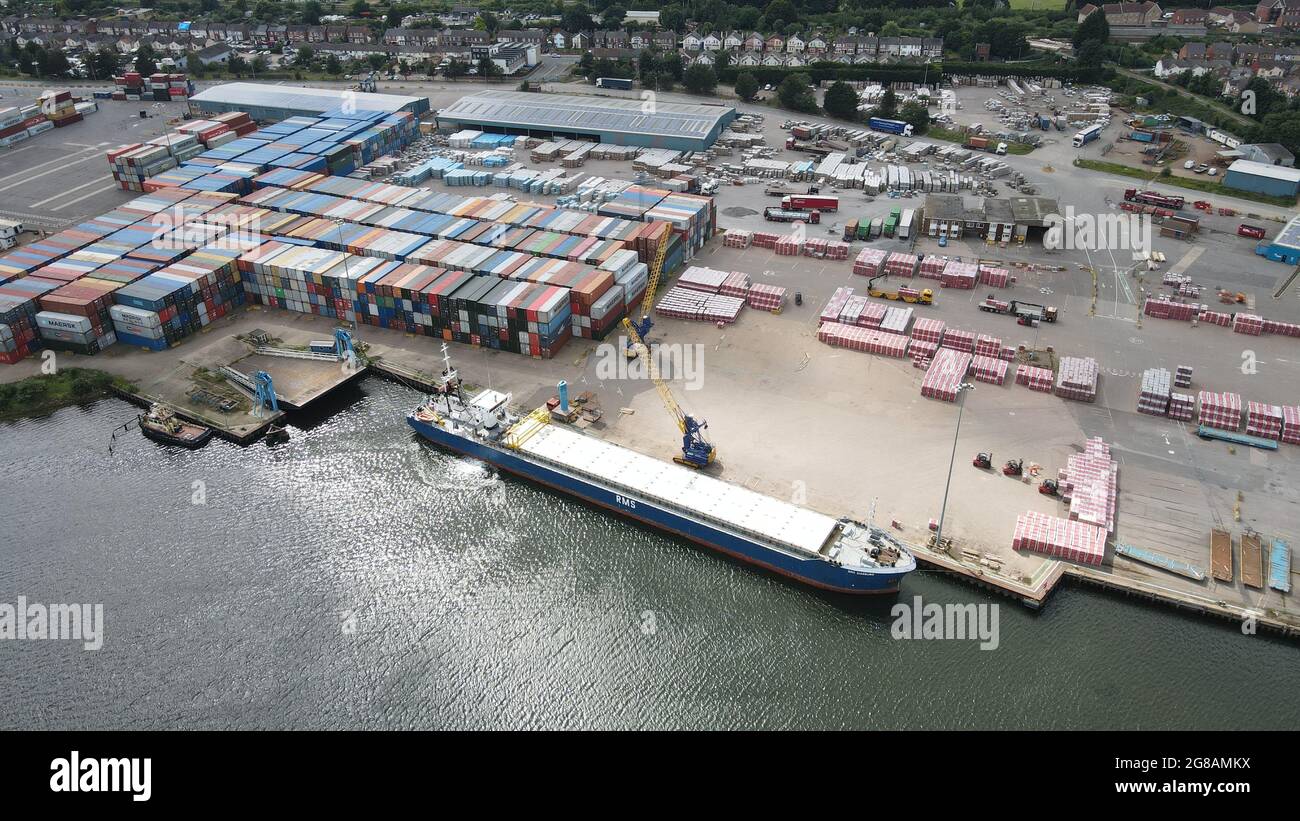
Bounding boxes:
620 319 715 469
624 222 674 359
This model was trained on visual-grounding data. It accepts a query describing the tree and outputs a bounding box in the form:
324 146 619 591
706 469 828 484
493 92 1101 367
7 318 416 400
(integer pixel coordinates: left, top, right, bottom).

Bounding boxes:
823 80 859 120
683 63 717 95
302 0 322 24
562 4 594 32
658 4 685 32
40 46 71 78
601 5 626 26
777 73 817 113
444 58 469 78
295 45 315 66
325 53 343 75
1073 9 1110 50
876 86 898 118
477 11 500 36
734 71 759 102
478 56 502 81
90 46 120 80
349 0 368 18
899 100 930 134
713 48 731 75
134 44 157 76
228 54 248 76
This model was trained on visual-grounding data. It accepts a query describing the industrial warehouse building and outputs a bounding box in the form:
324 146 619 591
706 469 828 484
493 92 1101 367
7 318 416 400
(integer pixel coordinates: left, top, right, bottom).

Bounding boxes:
436 90 737 151
1256 214 1300 265
189 82 430 121
1223 159 1300 199
923 194 1061 243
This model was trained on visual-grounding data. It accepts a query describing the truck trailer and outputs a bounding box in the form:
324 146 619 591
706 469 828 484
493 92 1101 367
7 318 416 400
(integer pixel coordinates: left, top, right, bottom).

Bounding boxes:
764 207 821 224
868 117 914 137
781 194 838 212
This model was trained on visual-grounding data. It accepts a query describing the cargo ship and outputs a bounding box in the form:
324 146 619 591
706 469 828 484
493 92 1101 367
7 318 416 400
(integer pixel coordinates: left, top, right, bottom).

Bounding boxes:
407 348 915 594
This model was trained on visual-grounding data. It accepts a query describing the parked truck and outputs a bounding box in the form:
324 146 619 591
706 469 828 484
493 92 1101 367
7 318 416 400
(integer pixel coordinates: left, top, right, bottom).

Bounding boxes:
868 274 933 305
1072 123 1104 148
595 77 633 90
1124 188 1185 210
979 295 1058 323
764 207 821 224
781 194 838 212
868 117 914 137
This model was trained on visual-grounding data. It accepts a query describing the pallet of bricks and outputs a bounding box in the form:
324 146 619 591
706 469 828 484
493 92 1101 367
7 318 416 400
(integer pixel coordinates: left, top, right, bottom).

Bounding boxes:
1143 296 1198 321
909 317 944 368
969 344 1008 384
853 248 885 277
1232 313 1264 336
723 229 752 249
1246 402 1284 440
1016 364 1053 393
657 265 743 323
940 327 974 353
884 252 918 278
1137 367 1171 415
1283 406 1300 445
1055 356 1098 402
817 322 908 357
917 254 945 281
1058 437 1117 533
941 261 977 289
1197 390 1241 431
1011 510 1106 565
718 271 784 314
977 265 1010 288
921 348 972 402
775 234 803 256
751 232 780 250
1198 308 1232 327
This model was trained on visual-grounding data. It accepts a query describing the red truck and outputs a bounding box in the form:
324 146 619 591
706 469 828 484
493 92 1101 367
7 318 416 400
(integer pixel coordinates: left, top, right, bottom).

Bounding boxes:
1123 188 1184 210
782 194 839 212
764 207 821 224
1237 224 1267 240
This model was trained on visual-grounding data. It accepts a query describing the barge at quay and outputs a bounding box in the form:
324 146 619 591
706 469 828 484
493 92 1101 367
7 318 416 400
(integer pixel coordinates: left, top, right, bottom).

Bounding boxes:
406 348 915 594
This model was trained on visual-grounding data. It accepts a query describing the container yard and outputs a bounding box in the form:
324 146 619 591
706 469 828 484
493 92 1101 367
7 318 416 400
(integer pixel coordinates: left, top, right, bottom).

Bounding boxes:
0 78 1297 641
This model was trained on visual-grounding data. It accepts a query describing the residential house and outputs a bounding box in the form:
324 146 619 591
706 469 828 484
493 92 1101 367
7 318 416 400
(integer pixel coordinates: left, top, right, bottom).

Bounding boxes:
1171 8 1208 23
786 34 804 53
743 32 765 51
1179 42 1207 59
702 32 721 51
194 43 234 66
922 37 944 60
724 30 743 50
652 30 678 49
1207 41 1235 60
765 34 784 52
737 52 760 66
1077 2 1164 25
681 31 703 50
807 35 827 56
569 31 590 49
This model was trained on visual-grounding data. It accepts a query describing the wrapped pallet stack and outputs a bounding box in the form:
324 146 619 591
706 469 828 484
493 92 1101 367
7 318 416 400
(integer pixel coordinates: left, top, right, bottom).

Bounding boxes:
1011 510 1106 566
884 252 918 278
973 333 1001 358
1058 437 1118 533
911 317 945 345
1168 392 1195 421
1282 406 1300 445
969 354 1008 385
1245 402 1283 440
817 322 908 357
909 339 937 368
819 286 854 324
1015 364 1054 393
853 248 885 277
921 348 973 402
978 265 1010 288
1232 313 1264 336
718 271 751 298
1198 308 1232 327
723 229 752 249
1175 364 1193 389
1137 367 1172 415
940 260 977 289
1197 390 1242 431
1055 356 1099 402
918 254 946 281
1143 296 1198 321
656 286 743 323
746 283 785 312
940 327 975 352
880 305 912 335
676 266 730 293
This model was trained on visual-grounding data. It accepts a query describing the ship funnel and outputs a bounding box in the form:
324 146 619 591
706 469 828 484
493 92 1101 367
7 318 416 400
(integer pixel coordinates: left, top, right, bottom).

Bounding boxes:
558 380 570 413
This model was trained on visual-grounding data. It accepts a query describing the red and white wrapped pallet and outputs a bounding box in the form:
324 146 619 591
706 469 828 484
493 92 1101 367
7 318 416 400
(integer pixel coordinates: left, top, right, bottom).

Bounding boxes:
820 286 854 325
677 265 729 294
774 236 803 256
853 248 886 277
825 241 850 260
970 354 1008 385
719 271 751 298
1282 406 1300 445
1016 364 1054 393
1232 313 1264 336
880 305 913 335
858 301 886 329
1137 367 1172 416
1168 392 1195 421
940 327 975 352
908 338 938 367
1197 390 1242 431
1059 438 1117 533
978 265 1010 288
746 283 785 312
940 261 978 289
973 333 1002 358
911 317 945 344
1012 510 1107 566
1055 356 1099 402
921 348 973 402
918 255 946 280
1245 401 1283 440
884 252 918 278
1175 365 1193 389
817 322 909 357
1198 309 1232 327
751 231 780 249
802 238 828 257
655 286 744 323
1143 296 1197 321
723 229 752 249
1262 318 1300 337
838 294 867 326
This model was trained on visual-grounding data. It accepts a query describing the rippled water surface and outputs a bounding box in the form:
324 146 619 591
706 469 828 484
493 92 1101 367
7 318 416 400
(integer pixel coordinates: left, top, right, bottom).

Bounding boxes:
1 380 1297 730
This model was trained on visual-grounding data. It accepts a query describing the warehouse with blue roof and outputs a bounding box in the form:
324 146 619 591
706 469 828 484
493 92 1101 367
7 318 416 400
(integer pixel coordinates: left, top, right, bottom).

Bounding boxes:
435 90 737 151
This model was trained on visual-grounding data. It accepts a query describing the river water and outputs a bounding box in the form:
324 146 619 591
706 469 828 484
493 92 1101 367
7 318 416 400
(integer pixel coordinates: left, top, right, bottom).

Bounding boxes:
1 378 1296 730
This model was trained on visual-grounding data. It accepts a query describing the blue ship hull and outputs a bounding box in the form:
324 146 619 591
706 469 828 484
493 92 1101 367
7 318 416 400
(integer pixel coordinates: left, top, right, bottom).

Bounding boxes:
408 415 910 594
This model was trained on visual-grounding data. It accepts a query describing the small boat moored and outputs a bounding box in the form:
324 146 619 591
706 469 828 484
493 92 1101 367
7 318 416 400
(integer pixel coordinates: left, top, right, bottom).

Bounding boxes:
138 403 213 449
264 423 290 445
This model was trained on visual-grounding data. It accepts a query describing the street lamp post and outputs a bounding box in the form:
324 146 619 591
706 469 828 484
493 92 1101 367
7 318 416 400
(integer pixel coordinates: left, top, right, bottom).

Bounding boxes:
935 382 975 551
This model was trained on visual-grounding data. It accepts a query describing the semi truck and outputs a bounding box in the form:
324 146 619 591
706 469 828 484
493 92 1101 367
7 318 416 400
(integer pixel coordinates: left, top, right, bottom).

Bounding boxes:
595 77 633 90
979 296 1058 323
1072 123 1104 147
1124 188 1185 210
781 194 838 212
764 207 821 224
868 117 914 137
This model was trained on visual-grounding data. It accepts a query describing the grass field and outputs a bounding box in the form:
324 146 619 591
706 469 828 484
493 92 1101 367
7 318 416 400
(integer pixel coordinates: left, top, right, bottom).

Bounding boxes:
1073 158 1297 208
1008 0 1068 8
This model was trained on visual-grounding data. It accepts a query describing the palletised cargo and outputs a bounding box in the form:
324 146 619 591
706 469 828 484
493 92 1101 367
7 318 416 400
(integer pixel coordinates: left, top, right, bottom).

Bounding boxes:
921 348 972 402
1197 390 1242 431
1138 367 1172 415
1015 364 1054 393
655 286 743 324
1055 356 1099 402
1245 401 1283 440
1012 510 1106 566
817 322 908 357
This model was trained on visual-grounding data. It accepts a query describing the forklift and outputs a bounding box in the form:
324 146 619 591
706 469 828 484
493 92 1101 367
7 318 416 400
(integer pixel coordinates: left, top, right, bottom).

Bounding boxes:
1003 458 1023 477
1039 479 1059 496
973 452 993 470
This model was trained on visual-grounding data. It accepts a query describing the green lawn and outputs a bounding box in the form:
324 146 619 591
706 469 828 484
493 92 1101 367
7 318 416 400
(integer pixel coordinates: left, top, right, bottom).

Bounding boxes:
1008 0 1068 8
0 368 134 422
1073 158 1297 208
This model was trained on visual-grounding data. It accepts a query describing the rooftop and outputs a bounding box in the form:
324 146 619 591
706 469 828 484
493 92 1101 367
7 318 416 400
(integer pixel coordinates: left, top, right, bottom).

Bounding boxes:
437 90 735 141
189 82 424 115
1226 159 1300 183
